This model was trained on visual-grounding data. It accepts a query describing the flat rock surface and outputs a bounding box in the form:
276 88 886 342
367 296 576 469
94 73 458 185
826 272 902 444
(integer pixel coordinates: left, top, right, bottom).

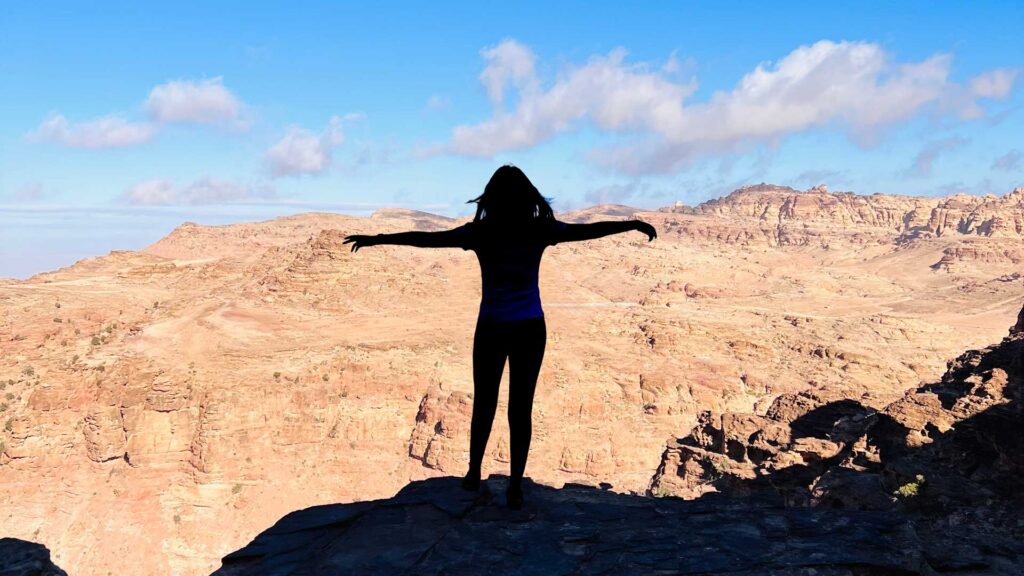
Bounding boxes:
214 475 924 576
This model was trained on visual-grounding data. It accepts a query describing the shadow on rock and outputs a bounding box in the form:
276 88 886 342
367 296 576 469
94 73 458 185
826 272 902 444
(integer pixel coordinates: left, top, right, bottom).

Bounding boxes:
214 474 923 576
216 307 1024 576
650 305 1024 573
0 538 68 576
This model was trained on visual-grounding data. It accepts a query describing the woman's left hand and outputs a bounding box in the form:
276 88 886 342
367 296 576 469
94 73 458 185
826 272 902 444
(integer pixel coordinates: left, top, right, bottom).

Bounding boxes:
343 234 379 252
632 220 657 241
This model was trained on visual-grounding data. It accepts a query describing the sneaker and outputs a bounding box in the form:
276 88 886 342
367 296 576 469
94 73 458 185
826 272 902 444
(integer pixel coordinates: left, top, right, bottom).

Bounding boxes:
461 470 481 492
506 485 523 510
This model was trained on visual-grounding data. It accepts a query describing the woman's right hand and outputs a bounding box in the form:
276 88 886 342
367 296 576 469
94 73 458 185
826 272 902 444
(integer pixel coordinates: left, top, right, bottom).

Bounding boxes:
343 234 379 252
632 220 657 241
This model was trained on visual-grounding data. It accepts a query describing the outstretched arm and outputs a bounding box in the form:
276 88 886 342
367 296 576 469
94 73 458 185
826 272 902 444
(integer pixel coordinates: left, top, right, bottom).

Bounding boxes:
555 219 657 244
343 228 465 252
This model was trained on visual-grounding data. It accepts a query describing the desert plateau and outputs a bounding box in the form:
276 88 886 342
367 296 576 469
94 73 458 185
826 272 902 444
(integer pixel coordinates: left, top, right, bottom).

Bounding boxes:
1 183 1023 574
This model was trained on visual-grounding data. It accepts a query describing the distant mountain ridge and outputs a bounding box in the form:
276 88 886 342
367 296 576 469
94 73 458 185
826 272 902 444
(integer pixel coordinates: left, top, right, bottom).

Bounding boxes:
135 183 1024 265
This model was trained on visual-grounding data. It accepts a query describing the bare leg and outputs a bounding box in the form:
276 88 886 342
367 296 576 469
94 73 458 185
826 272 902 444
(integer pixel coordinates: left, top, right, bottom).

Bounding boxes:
506 316 546 505
464 320 506 490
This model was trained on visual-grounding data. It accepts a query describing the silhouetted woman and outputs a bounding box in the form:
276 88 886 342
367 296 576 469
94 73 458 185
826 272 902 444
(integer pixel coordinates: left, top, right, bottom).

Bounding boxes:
343 165 656 509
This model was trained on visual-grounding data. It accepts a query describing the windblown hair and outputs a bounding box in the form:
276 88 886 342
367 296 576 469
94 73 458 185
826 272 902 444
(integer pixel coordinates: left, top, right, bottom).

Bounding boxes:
467 165 554 223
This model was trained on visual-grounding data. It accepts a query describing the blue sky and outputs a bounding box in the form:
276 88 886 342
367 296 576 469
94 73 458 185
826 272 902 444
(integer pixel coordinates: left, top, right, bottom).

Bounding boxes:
1 1 1022 278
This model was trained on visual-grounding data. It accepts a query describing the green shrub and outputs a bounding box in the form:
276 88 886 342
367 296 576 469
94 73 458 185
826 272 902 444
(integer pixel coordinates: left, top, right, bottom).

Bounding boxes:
22 366 34 377
232 484 243 495
91 336 101 346
893 474 926 500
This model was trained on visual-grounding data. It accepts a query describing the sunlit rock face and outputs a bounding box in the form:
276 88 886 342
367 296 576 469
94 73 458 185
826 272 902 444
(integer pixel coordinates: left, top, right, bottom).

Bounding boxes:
1 184 1022 575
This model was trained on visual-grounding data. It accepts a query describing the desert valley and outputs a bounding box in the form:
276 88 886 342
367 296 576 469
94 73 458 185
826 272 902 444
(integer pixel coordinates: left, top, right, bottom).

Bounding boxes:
2 183 1023 575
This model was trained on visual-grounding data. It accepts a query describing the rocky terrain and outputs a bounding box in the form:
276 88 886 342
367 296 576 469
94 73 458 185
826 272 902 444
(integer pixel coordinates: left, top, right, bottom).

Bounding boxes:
1 183 1022 575
648 304 1024 573
212 304 1024 575
214 475 924 576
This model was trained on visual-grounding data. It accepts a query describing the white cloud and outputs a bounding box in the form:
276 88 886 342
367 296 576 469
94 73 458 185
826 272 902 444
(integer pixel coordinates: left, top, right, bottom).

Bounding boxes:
145 77 247 127
449 43 697 158
29 114 156 148
119 177 274 205
29 77 249 149
263 116 347 177
970 68 1018 98
443 39 1017 175
479 39 538 108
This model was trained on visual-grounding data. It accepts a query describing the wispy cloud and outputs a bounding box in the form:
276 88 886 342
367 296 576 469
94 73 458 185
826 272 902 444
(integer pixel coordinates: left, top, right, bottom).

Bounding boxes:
905 136 969 177
28 114 157 148
7 183 47 202
791 169 845 188
440 39 1017 176
425 95 451 112
969 68 1018 99
117 177 275 205
992 149 1022 172
584 182 646 205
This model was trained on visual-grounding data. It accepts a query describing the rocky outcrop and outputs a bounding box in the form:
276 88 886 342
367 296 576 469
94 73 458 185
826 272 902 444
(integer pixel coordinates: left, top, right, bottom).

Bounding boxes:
408 389 475 472
650 303 1024 573
659 184 1024 248
930 237 1024 271
901 188 1024 241
214 475 926 576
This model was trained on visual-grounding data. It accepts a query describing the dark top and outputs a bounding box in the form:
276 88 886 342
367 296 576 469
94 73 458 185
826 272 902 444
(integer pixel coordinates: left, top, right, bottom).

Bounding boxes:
450 218 569 324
